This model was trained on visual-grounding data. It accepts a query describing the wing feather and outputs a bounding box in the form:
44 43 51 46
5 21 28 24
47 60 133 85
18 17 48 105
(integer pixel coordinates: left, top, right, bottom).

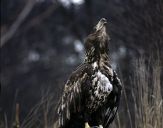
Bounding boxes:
57 63 93 127
103 70 122 128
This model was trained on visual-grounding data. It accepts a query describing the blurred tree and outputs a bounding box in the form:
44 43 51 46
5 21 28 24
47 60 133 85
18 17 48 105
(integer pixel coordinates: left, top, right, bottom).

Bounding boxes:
0 0 162 127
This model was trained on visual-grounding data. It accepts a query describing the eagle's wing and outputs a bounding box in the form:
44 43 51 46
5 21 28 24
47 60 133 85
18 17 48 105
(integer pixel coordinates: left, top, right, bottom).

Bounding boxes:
57 63 93 127
103 70 122 128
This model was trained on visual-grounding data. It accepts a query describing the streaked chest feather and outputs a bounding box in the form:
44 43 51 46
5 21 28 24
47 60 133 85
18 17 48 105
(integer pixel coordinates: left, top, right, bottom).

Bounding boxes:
94 71 113 95
87 62 113 110
92 62 113 95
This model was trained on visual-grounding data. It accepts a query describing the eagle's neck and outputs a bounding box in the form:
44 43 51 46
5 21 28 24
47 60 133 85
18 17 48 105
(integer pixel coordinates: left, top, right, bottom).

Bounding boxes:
84 50 110 68
84 18 110 67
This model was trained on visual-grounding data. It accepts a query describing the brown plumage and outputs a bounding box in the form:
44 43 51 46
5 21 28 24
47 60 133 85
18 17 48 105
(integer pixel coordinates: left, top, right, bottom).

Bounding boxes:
57 18 122 128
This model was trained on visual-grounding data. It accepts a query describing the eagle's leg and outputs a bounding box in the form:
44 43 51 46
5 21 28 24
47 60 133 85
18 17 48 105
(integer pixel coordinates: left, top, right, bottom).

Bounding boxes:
85 122 91 128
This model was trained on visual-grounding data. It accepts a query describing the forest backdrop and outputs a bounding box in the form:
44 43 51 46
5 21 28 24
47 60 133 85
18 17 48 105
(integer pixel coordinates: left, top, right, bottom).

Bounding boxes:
1 0 163 127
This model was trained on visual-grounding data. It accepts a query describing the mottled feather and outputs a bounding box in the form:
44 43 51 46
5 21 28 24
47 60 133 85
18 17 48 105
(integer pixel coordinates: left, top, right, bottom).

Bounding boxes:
57 18 122 128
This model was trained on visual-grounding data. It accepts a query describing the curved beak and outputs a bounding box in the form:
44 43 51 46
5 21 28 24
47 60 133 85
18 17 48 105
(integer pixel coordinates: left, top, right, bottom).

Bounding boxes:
94 18 107 31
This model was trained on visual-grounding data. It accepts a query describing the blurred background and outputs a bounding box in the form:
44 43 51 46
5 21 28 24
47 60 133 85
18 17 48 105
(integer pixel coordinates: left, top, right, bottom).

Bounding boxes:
1 0 163 128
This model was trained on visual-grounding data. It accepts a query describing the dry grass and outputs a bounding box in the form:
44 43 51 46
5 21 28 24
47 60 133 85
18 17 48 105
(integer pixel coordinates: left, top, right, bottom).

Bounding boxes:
113 56 163 128
1 56 162 128
131 57 163 128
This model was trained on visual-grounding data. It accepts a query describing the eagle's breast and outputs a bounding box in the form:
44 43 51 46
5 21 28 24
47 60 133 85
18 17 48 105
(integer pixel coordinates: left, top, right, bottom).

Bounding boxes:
87 62 113 111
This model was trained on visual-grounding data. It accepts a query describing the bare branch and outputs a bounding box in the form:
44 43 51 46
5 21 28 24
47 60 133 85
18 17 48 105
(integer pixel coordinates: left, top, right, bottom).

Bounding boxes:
0 0 36 48
23 2 59 31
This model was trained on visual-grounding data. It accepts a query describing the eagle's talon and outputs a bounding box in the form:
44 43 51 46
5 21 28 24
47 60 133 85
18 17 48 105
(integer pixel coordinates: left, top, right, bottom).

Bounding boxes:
98 125 103 128
91 125 103 128
85 122 91 128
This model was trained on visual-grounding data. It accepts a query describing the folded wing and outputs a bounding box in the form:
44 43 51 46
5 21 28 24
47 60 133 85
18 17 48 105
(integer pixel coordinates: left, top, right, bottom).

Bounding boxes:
57 63 93 127
103 70 122 128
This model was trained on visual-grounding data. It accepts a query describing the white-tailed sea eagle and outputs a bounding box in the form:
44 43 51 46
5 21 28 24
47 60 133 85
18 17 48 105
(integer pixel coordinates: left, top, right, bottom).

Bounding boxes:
57 18 122 128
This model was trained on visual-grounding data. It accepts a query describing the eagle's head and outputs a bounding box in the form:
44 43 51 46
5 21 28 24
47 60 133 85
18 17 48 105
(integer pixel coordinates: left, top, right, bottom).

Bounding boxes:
94 18 107 35
84 18 110 63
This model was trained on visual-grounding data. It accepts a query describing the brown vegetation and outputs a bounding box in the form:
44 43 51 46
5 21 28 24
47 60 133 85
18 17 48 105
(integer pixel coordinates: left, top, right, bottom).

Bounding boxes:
1 56 162 128
112 56 163 128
